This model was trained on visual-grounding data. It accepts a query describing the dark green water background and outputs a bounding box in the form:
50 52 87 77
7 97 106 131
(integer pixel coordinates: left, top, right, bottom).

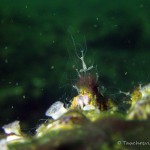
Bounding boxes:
0 0 150 131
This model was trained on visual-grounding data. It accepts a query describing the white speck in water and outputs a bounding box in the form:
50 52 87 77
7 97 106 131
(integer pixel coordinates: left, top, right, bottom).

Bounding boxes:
140 4 144 8
125 72 127 75
39 32 42 36
25 5 28 8
96 17 99 21
51 66 54 69
10 19 14 23
9 82 12 84
16 82 19 86
23 95 26 99
4 46 8 50
5 59 8 63
1 19 4 24
12 106 14 109
113 24 118 28
93 24 98 28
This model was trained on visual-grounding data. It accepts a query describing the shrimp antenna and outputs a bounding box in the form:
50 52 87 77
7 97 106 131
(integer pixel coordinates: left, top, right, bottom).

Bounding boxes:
70 34 80 59
83 35 87 57
70 34 93 74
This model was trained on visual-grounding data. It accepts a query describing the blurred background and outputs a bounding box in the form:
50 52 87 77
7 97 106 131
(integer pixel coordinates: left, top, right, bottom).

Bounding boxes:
0 0 150 132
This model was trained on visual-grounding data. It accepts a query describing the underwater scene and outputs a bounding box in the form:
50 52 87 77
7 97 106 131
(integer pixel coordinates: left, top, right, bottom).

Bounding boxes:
0 0 150 149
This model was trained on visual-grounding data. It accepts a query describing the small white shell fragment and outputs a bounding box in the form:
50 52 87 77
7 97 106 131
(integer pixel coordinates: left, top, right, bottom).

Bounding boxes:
45 101 68 120
83 105 96 111
2 121 21 135
6 135 23 142
0 139 8 150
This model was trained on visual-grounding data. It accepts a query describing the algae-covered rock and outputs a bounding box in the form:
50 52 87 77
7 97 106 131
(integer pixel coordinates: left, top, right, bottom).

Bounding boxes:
4 116 150 150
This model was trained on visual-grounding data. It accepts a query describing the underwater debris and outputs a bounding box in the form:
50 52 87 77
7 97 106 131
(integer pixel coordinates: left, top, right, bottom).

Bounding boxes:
139 83 150 100
127 83 150 120
2 121 21 136
45 101 68 120
70 93 91 109
0 139 8 150
127 100 150 120
2 121 25 143
130 83 150 105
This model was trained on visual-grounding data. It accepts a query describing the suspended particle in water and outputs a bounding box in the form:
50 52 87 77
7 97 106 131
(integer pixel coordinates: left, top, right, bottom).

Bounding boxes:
51 66 54 69
5 59 8 63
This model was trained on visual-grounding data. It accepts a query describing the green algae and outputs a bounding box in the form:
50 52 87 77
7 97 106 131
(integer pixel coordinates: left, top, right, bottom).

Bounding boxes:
6 116 150 150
